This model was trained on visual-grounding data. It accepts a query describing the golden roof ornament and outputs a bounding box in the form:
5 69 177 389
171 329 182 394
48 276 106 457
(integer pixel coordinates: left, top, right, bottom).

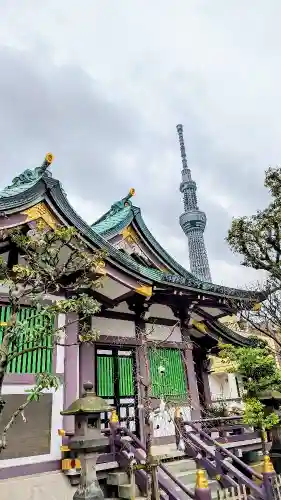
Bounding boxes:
45 153 54 164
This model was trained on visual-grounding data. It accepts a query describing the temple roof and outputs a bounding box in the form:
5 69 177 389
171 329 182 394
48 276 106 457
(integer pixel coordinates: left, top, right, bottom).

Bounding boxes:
0 154 263 305
0 154 265 348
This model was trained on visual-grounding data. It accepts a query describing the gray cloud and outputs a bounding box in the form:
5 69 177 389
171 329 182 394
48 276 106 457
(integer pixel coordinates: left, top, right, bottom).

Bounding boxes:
0 1 277 287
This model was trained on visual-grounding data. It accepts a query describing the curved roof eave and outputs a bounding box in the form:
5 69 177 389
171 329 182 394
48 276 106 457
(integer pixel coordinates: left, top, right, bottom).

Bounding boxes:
46 180 262 302
0 173 262 303
205 318 253 347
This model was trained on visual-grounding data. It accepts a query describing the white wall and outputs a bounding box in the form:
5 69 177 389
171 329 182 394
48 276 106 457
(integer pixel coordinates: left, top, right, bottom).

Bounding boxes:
1 313 66 468
1 385 63 468
92 316 135 338
148 304 177 320
209 373 240 401
146 323 182 342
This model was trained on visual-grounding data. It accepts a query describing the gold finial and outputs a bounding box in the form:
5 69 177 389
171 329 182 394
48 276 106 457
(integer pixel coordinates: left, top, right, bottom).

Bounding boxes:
129 188 135 196
174 407 181 418
110 409 119 423
196 469 209 489
263 455 275 474
45 153 54 164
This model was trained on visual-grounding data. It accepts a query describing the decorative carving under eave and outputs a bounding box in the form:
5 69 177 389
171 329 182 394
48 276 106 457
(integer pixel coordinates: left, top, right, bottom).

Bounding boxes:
21 202 59 229
121 225 139 244
191 319 207 334
135 284 153 298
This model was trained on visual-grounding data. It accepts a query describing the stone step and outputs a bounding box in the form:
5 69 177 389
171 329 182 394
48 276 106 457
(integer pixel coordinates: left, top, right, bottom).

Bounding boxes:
107 471 129 486
118 483 141 499
163 458 197 474
174 470 198 484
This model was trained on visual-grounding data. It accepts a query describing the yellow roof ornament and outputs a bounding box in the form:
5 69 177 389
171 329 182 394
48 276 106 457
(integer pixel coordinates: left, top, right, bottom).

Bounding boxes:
45 153 54 164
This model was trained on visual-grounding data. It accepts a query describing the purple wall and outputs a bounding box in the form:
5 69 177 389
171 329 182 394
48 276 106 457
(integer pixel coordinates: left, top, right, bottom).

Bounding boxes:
63 312 79 433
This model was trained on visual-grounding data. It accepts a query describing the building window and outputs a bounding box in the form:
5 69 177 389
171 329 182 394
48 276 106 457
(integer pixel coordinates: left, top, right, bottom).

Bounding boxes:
0 305 54 374
149 348 187 401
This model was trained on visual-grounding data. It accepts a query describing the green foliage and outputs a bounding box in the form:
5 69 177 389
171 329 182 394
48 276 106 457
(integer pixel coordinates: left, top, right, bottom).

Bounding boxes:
0 224 106 451
243 398 279 429
226 166 281 277
26 373 62 402
207 401 228 418
219 339 281 429
219 340 281 397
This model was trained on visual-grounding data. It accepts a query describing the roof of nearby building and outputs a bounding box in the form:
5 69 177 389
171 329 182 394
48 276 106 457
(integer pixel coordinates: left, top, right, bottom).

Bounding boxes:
0 155 263 306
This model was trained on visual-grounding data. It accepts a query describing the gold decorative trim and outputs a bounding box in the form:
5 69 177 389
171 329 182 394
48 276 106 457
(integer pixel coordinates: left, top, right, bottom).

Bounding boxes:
121 225 139 244
22 202 58 229
191 319 207 334
209 355 233 374
110 409 119 423
263 455 275 474
195 469 209 489
135 285 153 297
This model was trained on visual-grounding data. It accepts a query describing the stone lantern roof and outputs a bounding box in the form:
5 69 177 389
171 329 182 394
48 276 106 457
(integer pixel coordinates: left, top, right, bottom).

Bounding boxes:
61 382 113 415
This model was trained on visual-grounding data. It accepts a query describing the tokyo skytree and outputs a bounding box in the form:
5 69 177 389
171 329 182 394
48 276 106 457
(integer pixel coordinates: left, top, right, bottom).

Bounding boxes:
176 124 212 282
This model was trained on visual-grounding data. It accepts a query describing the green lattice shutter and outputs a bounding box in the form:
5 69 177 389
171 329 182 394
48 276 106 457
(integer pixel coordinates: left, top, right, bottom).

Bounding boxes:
118 356 134 396
97 354 114 397
149 348 187 401
0 305 54 374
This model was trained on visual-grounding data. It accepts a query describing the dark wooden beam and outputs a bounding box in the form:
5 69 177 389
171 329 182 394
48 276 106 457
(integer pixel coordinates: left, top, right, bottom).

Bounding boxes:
96 308 178 327
97 335 186 350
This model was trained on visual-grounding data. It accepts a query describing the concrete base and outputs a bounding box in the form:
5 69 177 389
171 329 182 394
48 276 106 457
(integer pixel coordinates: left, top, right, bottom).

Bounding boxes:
0 471 75 500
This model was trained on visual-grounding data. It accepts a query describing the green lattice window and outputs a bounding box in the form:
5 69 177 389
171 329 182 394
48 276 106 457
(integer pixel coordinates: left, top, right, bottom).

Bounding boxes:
96 352 134 397
97 355 114 397
149 348 187 400
118 356 134 396
0 305 54 374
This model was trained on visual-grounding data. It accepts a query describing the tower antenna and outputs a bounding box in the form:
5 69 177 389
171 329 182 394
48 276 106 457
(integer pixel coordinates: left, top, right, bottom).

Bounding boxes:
176 124 212 282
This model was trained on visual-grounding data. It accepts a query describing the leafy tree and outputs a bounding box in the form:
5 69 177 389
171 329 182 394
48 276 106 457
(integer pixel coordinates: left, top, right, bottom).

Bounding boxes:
0 223 106 453
226 166 281 350
218 337 281 431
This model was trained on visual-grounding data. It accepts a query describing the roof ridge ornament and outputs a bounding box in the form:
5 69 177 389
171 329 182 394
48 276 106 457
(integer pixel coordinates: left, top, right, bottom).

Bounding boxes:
0 153 54 198
108 187 135 216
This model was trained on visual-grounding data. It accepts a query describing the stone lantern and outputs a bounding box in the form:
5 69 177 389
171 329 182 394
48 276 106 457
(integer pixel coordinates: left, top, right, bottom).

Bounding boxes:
61 381 113 500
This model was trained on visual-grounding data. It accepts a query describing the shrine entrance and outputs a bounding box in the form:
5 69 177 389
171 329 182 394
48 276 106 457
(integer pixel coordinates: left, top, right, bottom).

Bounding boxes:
95 346 139 435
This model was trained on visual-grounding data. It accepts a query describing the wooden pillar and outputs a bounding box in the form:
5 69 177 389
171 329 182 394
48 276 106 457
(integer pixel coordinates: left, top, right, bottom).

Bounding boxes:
201 352 212 407
79 316 95 396
63 312 79 434
180 318 202 420
133 301 149 444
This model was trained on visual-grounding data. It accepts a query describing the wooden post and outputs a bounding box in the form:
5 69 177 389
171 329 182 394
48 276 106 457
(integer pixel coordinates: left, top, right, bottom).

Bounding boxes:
194 469 212 500
109 409 119 460
262 454 275 500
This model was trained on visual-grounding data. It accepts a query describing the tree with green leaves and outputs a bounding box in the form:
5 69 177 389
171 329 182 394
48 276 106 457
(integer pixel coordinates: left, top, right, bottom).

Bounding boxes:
218 337 281 435
227 166 281 351
0 223 106 453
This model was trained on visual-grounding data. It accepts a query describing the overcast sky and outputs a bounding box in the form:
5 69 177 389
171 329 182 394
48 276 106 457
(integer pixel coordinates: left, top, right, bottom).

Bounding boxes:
0 1 279 288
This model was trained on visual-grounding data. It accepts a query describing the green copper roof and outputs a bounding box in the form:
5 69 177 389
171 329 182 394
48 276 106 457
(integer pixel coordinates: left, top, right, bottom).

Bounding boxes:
92 205 133 236
0 154 54 198
0 159 263 303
